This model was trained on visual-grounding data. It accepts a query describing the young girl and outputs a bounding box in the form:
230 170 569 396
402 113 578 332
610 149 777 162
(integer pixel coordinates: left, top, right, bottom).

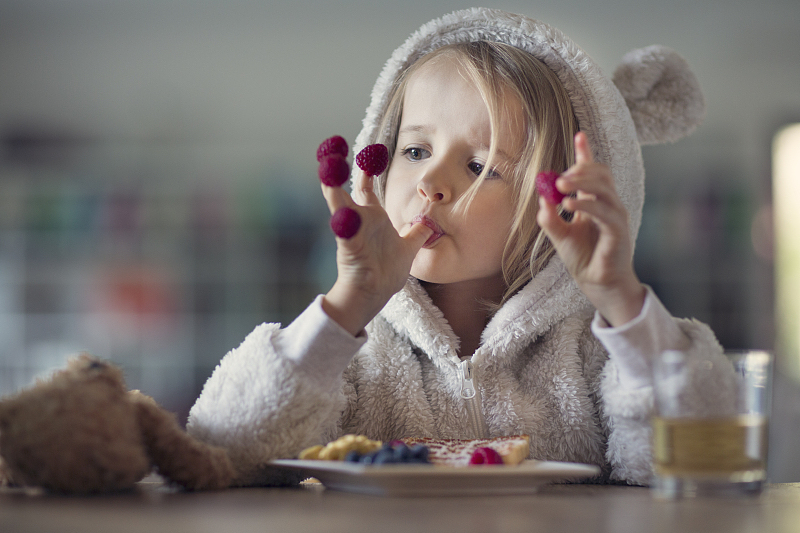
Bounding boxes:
187 8 731 486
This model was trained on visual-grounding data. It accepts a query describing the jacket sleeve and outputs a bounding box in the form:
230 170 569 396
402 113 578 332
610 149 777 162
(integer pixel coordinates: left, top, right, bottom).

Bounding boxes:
186 296 365 486
589 286 736 485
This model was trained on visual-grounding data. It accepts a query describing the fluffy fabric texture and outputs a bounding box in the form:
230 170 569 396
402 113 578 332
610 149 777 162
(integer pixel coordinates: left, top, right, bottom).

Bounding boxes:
187 8 726 488
188 323 350 486
612 45 705 145
0 355 234 493
188 269 732 486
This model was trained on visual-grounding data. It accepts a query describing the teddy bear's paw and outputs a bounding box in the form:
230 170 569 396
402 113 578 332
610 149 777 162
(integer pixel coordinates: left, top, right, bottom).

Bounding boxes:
612 45 705 145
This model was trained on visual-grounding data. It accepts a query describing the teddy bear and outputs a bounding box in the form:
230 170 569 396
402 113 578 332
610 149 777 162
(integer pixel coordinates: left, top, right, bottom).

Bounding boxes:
0 354 234 494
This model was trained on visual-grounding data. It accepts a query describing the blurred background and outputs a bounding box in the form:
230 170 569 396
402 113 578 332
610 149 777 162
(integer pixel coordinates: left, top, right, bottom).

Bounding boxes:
1 0 798 480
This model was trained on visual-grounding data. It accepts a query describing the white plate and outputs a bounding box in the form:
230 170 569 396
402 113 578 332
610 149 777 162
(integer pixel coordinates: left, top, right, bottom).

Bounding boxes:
269 459 601 496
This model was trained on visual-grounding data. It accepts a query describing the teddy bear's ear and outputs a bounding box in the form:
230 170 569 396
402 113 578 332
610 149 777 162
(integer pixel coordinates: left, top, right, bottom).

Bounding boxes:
70 352 103 369
612 45 705 145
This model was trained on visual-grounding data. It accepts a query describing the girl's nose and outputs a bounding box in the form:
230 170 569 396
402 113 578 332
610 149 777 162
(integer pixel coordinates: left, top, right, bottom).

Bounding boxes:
417 166 453 203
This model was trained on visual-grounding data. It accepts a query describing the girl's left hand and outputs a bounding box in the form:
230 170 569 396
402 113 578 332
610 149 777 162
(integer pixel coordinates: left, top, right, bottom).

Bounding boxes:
536 132 645 327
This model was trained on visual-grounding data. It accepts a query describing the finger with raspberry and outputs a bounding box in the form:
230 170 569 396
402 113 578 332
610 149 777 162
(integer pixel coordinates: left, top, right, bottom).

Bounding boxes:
355 144 389 177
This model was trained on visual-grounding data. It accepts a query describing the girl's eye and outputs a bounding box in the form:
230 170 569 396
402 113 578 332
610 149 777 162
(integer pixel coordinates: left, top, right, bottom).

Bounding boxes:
401 147 429 161
468 161 501 179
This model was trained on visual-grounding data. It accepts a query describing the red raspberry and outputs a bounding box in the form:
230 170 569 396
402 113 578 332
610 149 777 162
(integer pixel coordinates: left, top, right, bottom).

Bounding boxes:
355 144 389 177
468 447 504 465
535 171 566 205
318 154 350 187
317 135 348 162
330 207 361 239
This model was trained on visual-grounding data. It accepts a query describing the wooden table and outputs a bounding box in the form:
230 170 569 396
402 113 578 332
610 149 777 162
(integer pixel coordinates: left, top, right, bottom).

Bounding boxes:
2 479 799 533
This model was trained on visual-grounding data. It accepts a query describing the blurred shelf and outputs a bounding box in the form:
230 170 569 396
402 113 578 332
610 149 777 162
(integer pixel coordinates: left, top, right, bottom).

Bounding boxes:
0 141 331 419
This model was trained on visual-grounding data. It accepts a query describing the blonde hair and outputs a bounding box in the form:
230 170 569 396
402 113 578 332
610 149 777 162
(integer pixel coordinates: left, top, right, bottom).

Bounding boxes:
373 41 579 306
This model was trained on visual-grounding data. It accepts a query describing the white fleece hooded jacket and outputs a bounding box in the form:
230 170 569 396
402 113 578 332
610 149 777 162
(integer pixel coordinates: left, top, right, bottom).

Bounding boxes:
187 8 733 487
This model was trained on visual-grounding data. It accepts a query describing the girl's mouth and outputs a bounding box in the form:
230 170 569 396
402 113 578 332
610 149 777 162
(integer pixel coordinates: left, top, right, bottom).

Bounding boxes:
411 215 444 247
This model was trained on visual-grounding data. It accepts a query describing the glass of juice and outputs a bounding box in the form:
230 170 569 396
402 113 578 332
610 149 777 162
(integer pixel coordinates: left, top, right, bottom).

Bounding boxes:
651 350 772 498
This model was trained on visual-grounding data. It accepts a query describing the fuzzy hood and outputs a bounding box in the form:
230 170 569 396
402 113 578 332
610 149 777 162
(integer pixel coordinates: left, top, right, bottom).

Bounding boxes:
357 8 704 356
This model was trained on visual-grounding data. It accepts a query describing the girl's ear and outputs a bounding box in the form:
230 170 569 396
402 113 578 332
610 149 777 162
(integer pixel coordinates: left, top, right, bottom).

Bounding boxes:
612 45 705 145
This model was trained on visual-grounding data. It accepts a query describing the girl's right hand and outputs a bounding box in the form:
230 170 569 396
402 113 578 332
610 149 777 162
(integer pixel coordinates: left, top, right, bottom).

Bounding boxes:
320 172 433 337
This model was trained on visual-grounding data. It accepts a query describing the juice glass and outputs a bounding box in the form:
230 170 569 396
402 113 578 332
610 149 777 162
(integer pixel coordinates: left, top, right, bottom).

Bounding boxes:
651 350 772 498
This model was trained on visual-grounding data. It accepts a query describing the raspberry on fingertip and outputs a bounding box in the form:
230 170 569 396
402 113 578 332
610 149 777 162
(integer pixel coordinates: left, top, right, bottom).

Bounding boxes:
535 171 566 205
355 144 389 177
319 154 350 187
317 135 348 162
330 207 361 239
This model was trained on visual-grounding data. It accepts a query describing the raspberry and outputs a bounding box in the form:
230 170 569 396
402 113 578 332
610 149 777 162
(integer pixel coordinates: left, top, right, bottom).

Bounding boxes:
317 135 348 162
355 144 389 177
535 171 566 205
330 207 361 239
468 447 504 465
318 154 350 187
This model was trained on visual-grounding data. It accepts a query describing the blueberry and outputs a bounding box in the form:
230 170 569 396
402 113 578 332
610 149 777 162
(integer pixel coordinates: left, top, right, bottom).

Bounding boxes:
392 444 411 462
359 451 377 465
344 450 361 463
372 450 395 464
409 444 428 460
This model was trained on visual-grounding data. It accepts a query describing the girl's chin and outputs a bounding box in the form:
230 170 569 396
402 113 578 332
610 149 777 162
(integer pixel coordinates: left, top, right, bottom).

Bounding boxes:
410 265 451 285
410 266 438 284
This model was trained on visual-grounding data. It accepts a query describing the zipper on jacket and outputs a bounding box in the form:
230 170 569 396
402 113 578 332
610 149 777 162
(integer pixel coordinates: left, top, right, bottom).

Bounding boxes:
457 358 488 438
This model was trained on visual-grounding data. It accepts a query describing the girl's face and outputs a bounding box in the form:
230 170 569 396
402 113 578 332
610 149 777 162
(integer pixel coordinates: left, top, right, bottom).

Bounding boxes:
385 57 521 287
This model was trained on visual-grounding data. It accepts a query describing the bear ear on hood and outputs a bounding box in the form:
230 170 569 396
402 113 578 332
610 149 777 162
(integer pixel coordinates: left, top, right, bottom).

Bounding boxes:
612 45 705 145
